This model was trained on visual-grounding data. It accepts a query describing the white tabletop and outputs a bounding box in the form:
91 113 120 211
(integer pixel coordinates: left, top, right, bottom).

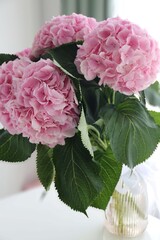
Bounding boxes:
0 186 159 240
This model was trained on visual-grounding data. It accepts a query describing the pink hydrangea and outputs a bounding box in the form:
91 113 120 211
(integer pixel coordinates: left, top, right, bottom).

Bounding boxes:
31 13 98 58
0 58 30 134
75 17 160 95
0 58 79 147
16 48 31 58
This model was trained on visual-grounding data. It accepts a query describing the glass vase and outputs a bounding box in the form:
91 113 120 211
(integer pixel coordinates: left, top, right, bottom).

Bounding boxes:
104 168 148 237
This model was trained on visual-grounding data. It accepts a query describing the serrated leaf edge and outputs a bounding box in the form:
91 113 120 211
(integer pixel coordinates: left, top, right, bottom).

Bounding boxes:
78 108 94 157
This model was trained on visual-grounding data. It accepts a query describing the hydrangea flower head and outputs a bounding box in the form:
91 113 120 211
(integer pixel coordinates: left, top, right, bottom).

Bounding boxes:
75 17 160 95
0 58 31 134
31 13 98 58
0 58 79 147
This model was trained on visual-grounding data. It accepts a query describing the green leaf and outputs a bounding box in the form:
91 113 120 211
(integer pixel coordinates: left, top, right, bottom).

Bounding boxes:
100 98 160 167
0 54 18 65
145 81 160 107
139 91 146 105
92 148 122 209
48 42 83 79
0 129 36 162
70 77 82 105
149 111 160 126
53 133 103 214
37 144 54 190
80 81 106 124
78 108 94 157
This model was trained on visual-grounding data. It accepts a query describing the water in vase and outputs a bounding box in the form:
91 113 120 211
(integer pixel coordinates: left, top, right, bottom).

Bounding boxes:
105 169 148 237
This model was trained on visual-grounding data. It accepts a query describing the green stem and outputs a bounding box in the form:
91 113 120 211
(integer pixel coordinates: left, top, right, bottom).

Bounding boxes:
112 191 124 234
112 189 146 233
88 126 107 152
107 97 111 104
112 91 116 104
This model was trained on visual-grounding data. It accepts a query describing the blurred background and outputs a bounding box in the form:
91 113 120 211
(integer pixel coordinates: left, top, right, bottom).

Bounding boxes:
0 0 160 217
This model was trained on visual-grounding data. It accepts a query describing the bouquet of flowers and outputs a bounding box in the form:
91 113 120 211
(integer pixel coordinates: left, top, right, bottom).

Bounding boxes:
0 13 160 214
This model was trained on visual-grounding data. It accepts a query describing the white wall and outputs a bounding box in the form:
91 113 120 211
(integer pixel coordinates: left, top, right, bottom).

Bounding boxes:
112 0 160 42
0 0 60 197
41 0 61 22
0 0 41 53
0 0 61 53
